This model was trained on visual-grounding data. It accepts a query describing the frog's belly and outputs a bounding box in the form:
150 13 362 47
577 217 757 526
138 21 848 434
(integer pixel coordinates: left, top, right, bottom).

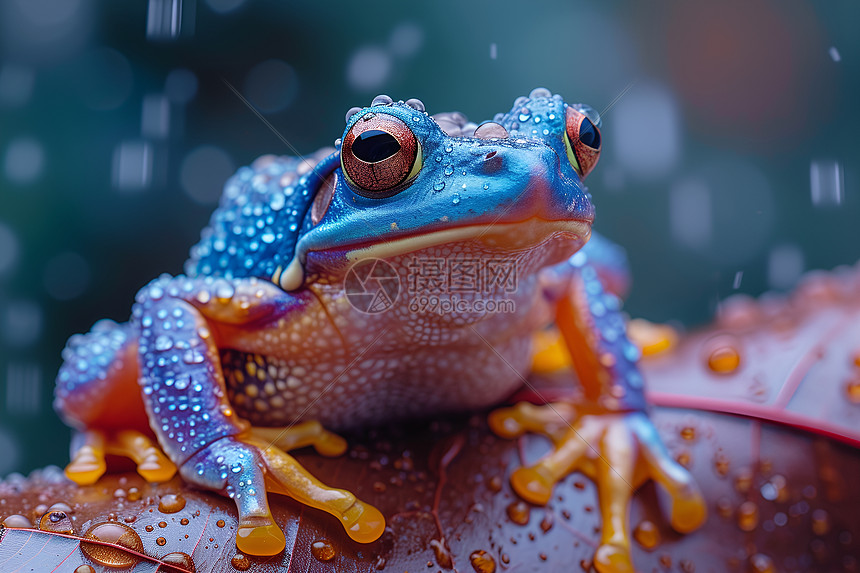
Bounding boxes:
221 336 531 429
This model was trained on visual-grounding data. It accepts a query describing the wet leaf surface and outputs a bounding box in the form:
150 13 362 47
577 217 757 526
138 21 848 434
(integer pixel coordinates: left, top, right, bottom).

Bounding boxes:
3 269 860 571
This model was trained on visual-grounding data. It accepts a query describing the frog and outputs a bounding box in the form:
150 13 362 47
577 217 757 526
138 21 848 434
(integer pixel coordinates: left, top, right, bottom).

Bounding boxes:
54 88 705 573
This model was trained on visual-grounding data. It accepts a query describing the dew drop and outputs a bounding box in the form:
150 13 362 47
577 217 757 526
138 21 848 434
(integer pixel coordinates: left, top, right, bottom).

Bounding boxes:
506 501 530 525
443 165 454 176
734 468 753 494
452 193 461 205
633 520 660 550
38 511 74 534
2 514 31 528
156 536 167 546
706 344 741 374
162 552 195 571
311 539 336 561
737 501 759 532
714 452 730 477
158 493 187 513
80 522 144 568
433 181 445 192
844 377 860 404
74 566 96 573
231 554 251 570
470 549 496 572
430 538 453 568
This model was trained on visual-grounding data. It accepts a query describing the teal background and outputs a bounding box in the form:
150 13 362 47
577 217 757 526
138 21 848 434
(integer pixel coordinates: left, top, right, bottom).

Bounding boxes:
0 0 858 477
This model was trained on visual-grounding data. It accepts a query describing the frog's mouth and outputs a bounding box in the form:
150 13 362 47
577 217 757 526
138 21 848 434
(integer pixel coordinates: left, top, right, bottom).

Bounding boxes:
276 217 590 291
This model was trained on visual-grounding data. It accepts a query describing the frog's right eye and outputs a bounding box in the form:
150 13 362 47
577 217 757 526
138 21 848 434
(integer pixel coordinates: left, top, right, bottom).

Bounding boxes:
341 113 422 197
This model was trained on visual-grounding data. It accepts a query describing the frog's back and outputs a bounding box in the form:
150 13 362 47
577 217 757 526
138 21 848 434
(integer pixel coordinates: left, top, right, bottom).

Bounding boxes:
184 147 335 281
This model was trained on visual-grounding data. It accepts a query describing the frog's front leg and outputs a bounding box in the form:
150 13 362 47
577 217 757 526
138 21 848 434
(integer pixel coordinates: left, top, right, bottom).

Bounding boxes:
489 256 705 573
134 275 384 556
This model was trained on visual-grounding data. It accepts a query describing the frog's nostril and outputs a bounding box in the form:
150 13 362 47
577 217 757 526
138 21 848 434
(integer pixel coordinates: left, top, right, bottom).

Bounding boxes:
482 151 503 174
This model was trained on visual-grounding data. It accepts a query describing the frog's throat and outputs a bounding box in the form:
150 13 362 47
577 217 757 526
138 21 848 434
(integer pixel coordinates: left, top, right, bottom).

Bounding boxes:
277 218 590 292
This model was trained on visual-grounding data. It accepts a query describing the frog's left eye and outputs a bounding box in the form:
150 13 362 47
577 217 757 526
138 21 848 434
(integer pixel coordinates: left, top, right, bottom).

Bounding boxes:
563 105 601 179
341 113 422 197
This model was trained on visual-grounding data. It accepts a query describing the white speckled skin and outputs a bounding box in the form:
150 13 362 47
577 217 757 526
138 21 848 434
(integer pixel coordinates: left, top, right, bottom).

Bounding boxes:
219 234 577 429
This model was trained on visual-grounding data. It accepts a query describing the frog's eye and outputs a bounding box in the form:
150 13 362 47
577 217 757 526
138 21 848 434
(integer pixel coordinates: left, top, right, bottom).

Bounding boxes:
563 105 601 179
341 113 422 197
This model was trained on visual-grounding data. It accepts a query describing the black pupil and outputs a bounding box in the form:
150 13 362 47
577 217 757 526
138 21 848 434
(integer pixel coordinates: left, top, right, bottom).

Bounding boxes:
352 130 401 163
579 118 600 149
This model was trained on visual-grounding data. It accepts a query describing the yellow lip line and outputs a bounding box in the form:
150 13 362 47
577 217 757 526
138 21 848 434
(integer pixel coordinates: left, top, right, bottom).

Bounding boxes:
279 218 590 291
344 218 590 262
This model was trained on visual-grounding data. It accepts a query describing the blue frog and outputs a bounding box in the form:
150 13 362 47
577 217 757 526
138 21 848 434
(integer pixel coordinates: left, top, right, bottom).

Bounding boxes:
55 88 705 572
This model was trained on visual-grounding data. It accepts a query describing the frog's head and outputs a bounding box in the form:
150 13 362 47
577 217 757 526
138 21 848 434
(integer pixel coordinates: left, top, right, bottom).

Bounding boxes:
277 91 598 291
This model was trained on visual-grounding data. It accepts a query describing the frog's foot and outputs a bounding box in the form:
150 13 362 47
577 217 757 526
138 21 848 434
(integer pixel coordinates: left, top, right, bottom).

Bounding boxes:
65 429 177 485
489 404 706 573
250 421 348 457
182 433 385 557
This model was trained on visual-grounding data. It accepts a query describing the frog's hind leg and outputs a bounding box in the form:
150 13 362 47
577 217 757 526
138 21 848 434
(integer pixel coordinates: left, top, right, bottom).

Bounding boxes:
56 319 176 485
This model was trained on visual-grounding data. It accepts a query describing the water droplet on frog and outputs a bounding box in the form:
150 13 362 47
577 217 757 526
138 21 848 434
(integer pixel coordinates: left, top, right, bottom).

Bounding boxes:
518 113 530 122
127 487 141 501
470 549 496 572
162 552 195 571
680 426 696 441
216 519 226 528
81 522 144 568
633 520 660 549
311 539 336 561
443 165 454 176
156 536 167 546
445 145 453 153
231 554 251 570
261 232 275 244
506 501 530 525
231 463 243 473
737 501 759 531
430 539 453 568
74 566 96 573
145 525 154 532
158 493 186 513
433 182 445 192
452 193 461 205
155 335 174 351
158 521 168 528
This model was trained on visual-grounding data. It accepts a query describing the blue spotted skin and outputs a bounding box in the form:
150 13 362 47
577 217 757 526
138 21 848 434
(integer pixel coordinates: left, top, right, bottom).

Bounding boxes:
53 90 705 563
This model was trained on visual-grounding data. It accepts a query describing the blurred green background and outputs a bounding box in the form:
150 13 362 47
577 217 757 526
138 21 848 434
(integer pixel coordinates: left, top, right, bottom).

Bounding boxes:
0 0 858 477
